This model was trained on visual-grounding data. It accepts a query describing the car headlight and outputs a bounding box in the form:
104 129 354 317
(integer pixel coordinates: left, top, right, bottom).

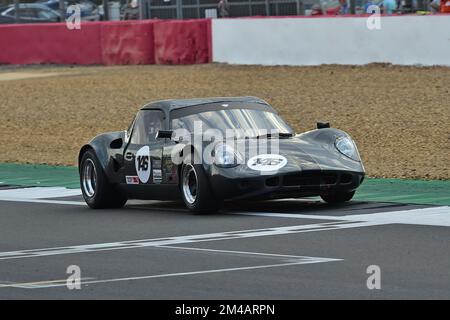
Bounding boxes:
213 143 241 167
335 136 359 161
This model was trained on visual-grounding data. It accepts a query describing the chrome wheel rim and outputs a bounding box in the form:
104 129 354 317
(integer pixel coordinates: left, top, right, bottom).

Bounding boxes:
82 159 97 198
182 164 198 205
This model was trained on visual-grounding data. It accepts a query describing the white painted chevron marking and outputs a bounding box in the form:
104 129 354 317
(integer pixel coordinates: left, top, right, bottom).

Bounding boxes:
0 258 338 289
0 247 341 289
0 220 381 261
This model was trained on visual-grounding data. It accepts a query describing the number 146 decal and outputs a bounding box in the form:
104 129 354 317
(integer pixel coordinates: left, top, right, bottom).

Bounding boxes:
135 146 151 183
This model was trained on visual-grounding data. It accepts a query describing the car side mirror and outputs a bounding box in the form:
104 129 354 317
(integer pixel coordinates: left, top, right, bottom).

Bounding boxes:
317 122 330 129
156 130 173 139
110 138 123 149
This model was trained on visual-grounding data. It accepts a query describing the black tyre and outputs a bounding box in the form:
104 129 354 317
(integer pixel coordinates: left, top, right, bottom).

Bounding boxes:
320 190 355 204
180 162 221 214
80 150 127 209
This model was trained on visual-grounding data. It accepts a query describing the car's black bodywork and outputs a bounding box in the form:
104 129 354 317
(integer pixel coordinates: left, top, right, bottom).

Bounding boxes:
79 97 365 211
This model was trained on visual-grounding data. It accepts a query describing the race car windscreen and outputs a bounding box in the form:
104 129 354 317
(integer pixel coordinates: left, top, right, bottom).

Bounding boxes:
171 108 293 138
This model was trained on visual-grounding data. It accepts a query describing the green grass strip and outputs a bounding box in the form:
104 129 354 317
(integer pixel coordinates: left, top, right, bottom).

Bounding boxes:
0 163 79 189
354 178 450 206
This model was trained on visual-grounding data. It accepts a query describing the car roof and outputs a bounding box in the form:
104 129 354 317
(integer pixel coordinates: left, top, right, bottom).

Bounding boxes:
141 96 270 112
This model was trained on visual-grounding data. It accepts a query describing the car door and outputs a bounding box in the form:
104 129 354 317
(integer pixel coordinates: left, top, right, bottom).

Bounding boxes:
122 110 167 198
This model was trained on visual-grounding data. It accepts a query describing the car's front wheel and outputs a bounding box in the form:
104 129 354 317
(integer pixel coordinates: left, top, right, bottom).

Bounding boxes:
180 162 221 214
80 150 127 209
320 190 355 204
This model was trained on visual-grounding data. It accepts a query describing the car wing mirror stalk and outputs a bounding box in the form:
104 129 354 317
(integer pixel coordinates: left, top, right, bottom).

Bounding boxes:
156 130 174 140
317 122 330 129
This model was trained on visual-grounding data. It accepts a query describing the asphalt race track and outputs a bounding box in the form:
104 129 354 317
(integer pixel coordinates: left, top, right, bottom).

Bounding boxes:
0 186 450 299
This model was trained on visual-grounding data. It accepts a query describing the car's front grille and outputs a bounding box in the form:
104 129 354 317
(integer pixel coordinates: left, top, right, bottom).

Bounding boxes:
283 172 323 187
264 171 353 188
322 173 339 185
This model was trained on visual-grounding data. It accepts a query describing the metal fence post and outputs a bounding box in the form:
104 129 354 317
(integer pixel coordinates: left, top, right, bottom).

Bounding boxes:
103 0 110 20
14 0 19 23
149 0 152 18
349 0 355 14
197 0 201 18
176 0 183 19
139 0 144 19
59 0 65 22
265 0 270 16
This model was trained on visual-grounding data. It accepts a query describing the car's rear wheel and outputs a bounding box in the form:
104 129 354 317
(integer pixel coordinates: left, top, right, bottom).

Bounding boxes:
180 162 221 214
320 190 355 204
80 150 127 209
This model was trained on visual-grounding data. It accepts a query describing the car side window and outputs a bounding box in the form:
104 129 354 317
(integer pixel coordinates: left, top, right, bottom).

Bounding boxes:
18 8 38 18
37 9 57 20
130 110 164 145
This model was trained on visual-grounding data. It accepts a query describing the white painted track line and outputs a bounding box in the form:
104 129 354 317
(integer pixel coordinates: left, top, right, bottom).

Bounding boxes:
235 206 450 226
0 198 85 206
1 259 340 289
0 187 81 199
0 278 95 289
157 245 340 262
1 187 449 227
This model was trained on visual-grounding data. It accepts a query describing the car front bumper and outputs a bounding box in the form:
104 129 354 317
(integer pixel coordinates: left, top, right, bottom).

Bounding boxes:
209 170 365 200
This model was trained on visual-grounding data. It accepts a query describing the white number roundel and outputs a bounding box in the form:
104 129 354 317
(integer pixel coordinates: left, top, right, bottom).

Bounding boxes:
247 154 287 172
135 146 151 183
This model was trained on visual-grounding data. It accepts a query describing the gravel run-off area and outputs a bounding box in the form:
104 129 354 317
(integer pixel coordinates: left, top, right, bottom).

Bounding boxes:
0 63 449 180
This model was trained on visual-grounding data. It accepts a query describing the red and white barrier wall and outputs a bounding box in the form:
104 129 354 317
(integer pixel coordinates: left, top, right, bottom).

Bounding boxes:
0 16 449 66
211 16 450 66
0 19 211 65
